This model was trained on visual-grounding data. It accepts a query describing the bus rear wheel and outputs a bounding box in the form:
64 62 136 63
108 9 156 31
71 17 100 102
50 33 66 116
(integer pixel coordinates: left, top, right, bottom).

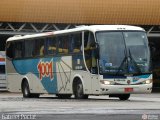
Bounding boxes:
22 80 31 98
74 80 88 99
118 94 130 100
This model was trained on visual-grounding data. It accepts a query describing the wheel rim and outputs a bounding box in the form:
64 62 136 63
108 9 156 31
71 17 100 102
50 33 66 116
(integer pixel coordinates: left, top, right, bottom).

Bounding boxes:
77 84 83 98
24 82 29 96
24 85 28 96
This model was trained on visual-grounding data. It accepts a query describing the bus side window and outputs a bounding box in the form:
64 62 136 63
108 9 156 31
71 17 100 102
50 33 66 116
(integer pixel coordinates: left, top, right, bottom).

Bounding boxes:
46 37 57 55
6 42 14 59
14 41 24 59
57 35 69 55
72 33 82 53
24 40 34 58
33 38 45 57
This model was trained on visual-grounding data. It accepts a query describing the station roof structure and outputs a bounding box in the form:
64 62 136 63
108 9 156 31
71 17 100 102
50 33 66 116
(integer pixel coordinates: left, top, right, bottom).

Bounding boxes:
0 0 160 25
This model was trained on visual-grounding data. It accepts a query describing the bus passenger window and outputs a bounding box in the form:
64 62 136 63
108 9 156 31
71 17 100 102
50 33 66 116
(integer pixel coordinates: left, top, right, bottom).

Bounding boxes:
71 33 82 53
40 46 44 56
34 39 45 57
6 42 14 59
73 40 81 53
46 37 57 55
57 36 69 55
25 40 34 58
14 41 23 59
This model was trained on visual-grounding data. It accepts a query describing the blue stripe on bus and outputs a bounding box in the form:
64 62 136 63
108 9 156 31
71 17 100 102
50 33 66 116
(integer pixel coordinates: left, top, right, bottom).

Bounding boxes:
103 75 127 79
137 74 151 78
103 74 151 79
12 57 61 93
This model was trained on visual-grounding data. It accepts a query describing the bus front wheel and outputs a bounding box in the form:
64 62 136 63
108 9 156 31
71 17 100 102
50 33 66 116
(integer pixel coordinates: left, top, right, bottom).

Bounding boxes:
74 80 88 99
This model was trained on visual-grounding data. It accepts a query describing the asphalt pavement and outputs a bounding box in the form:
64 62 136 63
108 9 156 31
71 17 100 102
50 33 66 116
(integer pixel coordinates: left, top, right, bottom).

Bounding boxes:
0 92 159 120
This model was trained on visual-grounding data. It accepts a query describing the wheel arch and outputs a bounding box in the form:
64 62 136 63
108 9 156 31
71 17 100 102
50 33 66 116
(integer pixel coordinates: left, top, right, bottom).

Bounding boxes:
21 76 30 91
72 74 84 94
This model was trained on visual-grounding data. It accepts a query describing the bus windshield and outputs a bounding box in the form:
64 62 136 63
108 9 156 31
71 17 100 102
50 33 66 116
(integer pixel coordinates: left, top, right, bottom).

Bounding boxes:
96 31 151 75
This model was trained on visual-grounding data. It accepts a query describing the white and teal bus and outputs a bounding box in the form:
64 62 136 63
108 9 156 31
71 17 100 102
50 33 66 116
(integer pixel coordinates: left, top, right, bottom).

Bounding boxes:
6 25 152 100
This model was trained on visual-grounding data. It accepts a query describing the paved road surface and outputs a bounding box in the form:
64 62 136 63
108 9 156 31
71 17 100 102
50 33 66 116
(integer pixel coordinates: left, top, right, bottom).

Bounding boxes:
0 93 159 120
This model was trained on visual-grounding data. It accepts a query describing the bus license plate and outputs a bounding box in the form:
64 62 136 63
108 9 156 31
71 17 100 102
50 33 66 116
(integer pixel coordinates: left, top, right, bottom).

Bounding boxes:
125 88 133 92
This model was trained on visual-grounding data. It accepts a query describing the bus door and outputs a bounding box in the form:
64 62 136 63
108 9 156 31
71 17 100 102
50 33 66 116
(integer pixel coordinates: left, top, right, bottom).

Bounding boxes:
84 31 99 94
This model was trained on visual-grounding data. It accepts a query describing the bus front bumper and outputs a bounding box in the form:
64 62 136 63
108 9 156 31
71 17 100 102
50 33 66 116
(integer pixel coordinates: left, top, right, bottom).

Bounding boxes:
99 83 152 94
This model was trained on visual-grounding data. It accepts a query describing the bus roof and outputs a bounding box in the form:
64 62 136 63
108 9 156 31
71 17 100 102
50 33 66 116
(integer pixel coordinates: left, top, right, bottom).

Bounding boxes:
7 25 145 42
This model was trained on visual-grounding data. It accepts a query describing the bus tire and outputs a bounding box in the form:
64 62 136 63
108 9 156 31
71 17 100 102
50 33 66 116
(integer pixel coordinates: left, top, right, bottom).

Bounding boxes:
22 80 31 98
74 80 88 99
22 80 40 98
118 94 130 100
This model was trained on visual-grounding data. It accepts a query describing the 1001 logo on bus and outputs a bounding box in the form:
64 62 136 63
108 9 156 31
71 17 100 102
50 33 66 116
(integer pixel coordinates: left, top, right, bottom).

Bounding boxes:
37 59 53 80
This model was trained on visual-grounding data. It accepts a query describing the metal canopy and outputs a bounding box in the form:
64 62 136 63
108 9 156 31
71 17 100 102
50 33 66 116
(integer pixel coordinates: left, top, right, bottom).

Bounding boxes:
0 22 78 35
1 22 160 37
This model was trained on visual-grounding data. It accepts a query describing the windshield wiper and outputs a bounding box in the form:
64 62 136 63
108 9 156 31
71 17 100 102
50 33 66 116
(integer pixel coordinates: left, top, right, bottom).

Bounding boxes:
115 50 128 75
116 49 142 75
128 49 142 74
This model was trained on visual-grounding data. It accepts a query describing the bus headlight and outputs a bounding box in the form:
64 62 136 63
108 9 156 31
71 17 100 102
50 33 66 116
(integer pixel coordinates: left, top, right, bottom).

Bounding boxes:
100 80 114 85
142 79 152 84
